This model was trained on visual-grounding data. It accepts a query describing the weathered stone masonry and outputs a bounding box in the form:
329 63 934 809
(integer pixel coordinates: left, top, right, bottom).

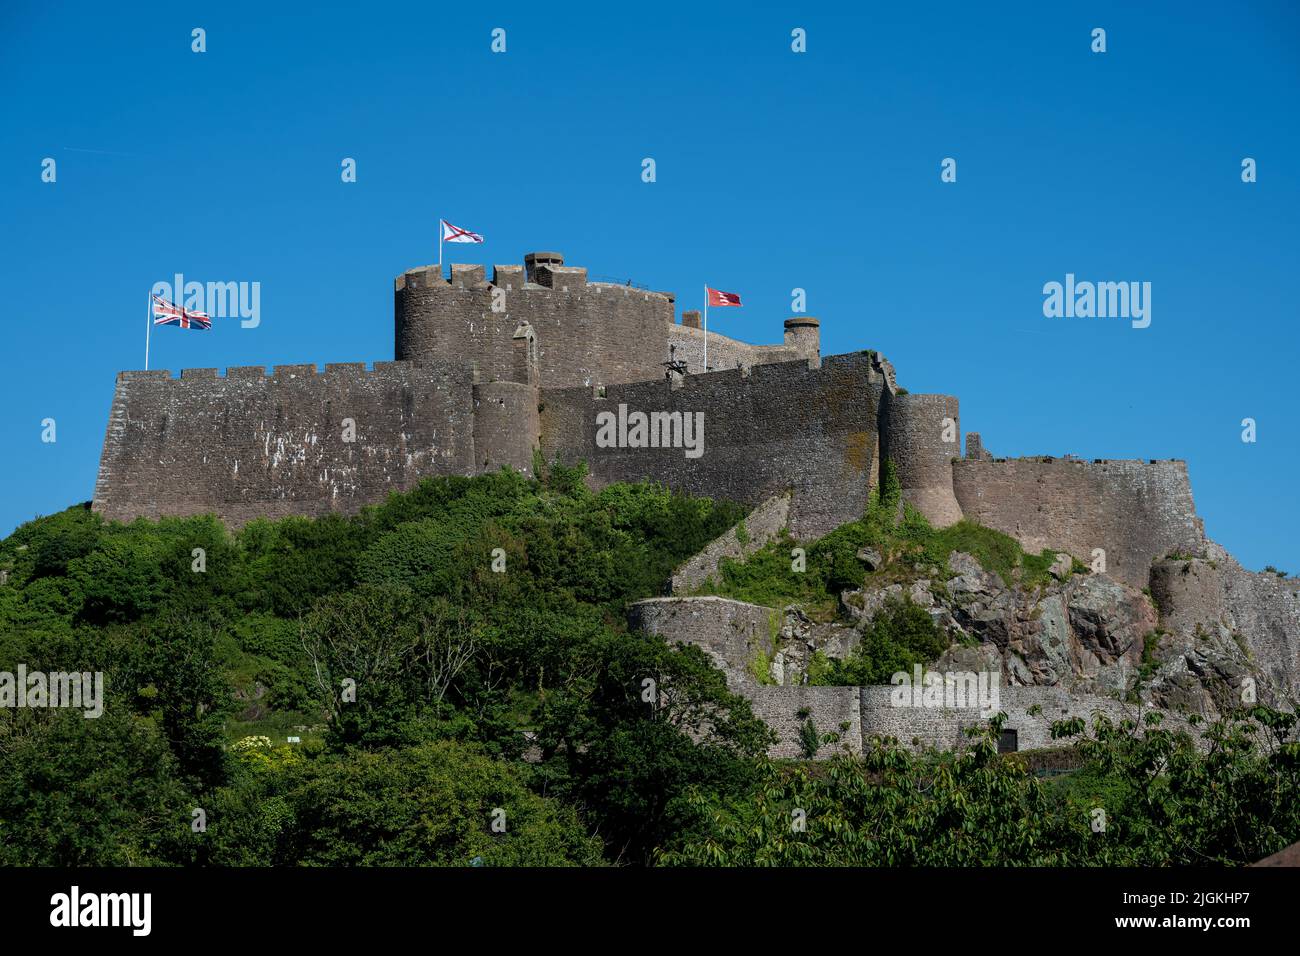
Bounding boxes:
93 361 476 526
952 458 1204 589
540 352 885 539
94 249 1210 594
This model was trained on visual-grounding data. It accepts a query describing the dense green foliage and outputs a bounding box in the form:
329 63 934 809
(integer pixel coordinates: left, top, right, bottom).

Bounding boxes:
0 472 765 866
658 710 1300 866
808 598 950 686
1 468 1296 867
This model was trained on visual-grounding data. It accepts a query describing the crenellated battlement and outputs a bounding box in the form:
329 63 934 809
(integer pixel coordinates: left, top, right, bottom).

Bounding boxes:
396 258 674 299
980 455 1189 467
395 251 684 389
114 359 472 386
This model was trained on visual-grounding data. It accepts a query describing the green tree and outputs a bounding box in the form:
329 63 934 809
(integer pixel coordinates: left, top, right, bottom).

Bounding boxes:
207 740 604 866
0 707 193 866
536 632 773 864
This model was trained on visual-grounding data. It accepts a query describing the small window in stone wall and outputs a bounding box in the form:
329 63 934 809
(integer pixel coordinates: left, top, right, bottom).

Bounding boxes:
998 729 1019 754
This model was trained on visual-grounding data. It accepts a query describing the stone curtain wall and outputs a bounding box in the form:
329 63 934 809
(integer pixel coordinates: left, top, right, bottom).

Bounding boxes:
540 352 885 540
750 683 1183 758
952 458 1205 588
92 244 1219 624
858 683 1157 752
92 361 476 525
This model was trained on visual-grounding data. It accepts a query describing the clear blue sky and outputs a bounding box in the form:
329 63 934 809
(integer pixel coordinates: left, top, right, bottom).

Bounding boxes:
2 1 1297 572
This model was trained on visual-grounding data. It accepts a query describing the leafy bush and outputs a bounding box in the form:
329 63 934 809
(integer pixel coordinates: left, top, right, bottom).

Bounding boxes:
811 597 949 685
204 740 605 866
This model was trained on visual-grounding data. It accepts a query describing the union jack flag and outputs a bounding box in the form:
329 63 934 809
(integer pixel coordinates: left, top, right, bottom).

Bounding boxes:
152 294 211 330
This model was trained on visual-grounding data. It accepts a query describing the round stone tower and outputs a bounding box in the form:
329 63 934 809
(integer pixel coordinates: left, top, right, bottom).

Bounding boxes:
880 391 963 527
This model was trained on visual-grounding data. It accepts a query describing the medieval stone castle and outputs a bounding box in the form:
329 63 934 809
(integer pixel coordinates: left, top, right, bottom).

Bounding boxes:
93 250 1203 587
92 251 1298 757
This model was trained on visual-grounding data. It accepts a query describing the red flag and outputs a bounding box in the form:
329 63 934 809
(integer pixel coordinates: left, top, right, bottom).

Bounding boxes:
706 287 742 307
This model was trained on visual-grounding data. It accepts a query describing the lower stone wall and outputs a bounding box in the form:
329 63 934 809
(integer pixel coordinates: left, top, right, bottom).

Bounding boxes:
749 685 863 758
742 683 1190 756
628 596 778 691
859 684 1148 752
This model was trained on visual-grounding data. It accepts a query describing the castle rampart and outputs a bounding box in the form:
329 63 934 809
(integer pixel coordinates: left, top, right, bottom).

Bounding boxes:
92 360 477 526
539 351 885 539
951 458 1204 588
858 684 1178 752
92 249 1213 602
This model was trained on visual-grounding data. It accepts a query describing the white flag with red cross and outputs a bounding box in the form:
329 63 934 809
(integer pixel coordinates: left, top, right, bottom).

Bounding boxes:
441 219 484 243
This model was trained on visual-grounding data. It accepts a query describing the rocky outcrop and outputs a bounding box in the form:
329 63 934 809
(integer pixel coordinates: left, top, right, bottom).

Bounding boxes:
634 539 1298 759
843 552 1157 698
838 544 1300 717
1146 544 1300 714
770 606 858 686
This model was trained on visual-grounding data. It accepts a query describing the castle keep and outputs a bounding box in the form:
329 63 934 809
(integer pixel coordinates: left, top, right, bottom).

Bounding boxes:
94 251 1205 587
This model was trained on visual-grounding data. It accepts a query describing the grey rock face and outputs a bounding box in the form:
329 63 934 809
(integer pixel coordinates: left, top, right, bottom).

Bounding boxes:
1145 547 1300 713
843 552 1156 698
855 546 883 572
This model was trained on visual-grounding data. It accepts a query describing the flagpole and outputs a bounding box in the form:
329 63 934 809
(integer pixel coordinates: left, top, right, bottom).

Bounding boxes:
703 285 708 373
438 218 443 274
145 291 152 370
